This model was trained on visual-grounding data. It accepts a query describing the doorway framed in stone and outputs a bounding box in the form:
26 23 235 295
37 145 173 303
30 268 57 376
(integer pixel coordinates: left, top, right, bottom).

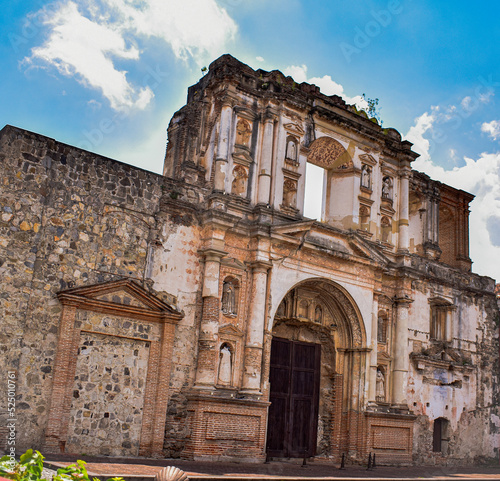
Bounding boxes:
265 278 367 460
266 337 321 458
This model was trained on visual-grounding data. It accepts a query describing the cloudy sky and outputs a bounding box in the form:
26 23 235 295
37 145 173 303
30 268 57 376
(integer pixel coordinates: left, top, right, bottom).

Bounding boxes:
2 0 500 282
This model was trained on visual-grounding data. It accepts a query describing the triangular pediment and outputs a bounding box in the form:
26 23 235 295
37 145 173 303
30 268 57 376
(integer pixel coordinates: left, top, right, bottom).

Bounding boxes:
284 122 305 136
346 233 391 267
271 221 390 268
271 220 316 237
218 324 244 337
378 351 392 362
93 289 152 309
220 257 247 270
57 279 183 321
359 153 377 166
232 149 253 167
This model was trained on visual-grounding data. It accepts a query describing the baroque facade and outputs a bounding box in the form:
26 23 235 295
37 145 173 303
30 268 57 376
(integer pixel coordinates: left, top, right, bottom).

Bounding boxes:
0 54 498 465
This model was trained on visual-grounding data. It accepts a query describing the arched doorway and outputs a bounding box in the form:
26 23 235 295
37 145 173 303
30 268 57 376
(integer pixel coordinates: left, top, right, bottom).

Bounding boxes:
265 279 366 459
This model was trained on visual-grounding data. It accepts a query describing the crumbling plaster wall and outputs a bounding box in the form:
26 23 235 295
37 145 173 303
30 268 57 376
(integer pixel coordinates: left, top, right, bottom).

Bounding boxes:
408 277 499 463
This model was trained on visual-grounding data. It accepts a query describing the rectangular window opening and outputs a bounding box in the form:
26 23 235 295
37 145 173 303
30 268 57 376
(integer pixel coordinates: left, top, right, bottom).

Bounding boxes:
304 163 325 221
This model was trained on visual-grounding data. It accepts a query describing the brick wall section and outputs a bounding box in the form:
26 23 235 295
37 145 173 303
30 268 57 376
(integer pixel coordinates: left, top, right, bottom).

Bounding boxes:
365 412 415 464
182 395 269 461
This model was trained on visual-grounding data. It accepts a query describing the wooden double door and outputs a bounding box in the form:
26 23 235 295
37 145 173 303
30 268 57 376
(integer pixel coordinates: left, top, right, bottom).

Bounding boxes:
266 338 321 458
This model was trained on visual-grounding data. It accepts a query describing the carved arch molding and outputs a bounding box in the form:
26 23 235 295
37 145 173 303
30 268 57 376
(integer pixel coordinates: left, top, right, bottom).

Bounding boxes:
307 137 352 170
273 279 366 348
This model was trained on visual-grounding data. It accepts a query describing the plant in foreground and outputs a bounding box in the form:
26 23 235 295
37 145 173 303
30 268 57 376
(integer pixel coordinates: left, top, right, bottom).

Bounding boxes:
0 449 124 481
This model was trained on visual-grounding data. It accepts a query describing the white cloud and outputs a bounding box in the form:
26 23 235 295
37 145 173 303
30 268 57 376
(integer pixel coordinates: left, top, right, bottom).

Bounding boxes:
405 112 500 282
283 64 368 110
256 56 264 62
25 0 237 111
481 120 500 141
27 2 152 111
404 111 436 162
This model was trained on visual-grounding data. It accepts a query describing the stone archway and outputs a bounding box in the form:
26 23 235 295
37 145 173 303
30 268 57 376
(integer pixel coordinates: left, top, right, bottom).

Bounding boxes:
265 278 367 460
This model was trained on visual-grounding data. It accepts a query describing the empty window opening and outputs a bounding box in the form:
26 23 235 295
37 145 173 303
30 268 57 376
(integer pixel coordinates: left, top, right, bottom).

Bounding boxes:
304 163 325 220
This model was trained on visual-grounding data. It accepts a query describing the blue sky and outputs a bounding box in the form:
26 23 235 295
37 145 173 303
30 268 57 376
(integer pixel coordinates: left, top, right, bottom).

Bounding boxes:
1 0 500 282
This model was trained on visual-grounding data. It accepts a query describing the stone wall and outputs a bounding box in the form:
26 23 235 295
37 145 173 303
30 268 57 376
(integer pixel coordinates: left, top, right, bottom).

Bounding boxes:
0 125 167 451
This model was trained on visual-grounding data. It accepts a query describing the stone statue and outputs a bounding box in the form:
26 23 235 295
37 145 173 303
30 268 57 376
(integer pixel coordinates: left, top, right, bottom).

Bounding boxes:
218 344 232 385
361 165 371 189
231 165 247 197
236 119 252 147
286 139 297 161
283 179 297 208
315 305 323 323
221 280 236 315
382 177 391 198
376 368 385 401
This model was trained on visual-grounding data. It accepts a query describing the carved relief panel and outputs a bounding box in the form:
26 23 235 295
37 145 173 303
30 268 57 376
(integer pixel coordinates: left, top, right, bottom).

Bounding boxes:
275 287 334 327
235 119 252 148
231 165 249 197
281 178 298 211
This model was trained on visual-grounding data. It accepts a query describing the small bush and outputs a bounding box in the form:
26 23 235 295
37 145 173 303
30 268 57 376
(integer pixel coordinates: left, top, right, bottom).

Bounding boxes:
0 449 124 481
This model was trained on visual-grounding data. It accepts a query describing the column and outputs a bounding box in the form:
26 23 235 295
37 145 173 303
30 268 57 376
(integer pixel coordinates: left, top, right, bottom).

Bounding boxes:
257 114 275 204
392 297 412 406
241 261 271 393
424 194 433 245
194 248 226 389
433 196 440 244
398 170 410 252
214 102 233 192
368 293 379 403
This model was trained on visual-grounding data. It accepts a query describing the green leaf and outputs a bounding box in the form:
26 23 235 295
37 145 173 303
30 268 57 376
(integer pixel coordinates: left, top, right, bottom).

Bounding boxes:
19 450 33 464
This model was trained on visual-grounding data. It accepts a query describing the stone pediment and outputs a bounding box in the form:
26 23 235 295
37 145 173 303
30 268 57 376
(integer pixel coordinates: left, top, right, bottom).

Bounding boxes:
271 220 316 237
218 324 244 337
284 122 305 136
232 149 253 167
359 153 377 166
57 279 183 323
346 232 391 267
220 257 247 270
271 221 390 268
378 351 392 362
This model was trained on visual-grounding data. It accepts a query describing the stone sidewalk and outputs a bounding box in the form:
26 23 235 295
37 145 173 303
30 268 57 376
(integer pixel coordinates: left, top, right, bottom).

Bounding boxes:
45 456 500 481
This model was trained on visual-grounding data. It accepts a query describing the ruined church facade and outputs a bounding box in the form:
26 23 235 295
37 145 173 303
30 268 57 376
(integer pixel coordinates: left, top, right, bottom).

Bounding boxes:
0 55 498 464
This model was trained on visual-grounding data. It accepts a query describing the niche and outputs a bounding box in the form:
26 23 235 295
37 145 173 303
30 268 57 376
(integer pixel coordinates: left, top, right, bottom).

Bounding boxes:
235 119 252 148
217 342 234 386
231 165 248 197
221 277 239 317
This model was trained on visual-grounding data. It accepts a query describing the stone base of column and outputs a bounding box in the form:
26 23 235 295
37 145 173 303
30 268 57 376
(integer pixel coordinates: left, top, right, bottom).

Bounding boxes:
241 345 264 394
194 340 217 389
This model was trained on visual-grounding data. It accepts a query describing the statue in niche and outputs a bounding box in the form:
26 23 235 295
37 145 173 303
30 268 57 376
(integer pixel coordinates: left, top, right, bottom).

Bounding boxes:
315 305 323 323
277 299 287 318
376 368 386 401
359 205 370 227
382 176 392 199
236 119 252 147
381 216 391 243
298 299 309 319
221 279 237 316
231 165 248 197
218 344 232 385
282 179 297 209
361 165 371 189
286 138 298 161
